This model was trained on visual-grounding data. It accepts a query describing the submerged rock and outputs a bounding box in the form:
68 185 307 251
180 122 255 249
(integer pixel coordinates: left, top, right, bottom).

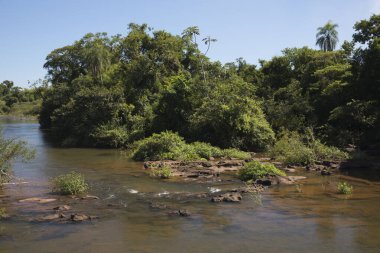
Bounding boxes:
70 213 99 222
211 192 242 202
168 209 191 217
255 176 307 186
321 169 333 176
150 202 167 210
80 195 100 200
53 205 71 211
34 213 66 222
19 197 57 204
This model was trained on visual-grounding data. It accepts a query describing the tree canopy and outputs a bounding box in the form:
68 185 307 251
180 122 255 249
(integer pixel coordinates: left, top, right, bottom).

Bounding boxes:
38 15 380 151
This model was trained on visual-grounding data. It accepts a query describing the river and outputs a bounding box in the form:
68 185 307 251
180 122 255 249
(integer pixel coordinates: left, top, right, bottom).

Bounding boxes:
0 120 380 253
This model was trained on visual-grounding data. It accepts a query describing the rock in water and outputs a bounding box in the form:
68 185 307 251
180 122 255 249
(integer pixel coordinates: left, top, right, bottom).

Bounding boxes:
70 213 99 222
80 195 99 200
19 197 57 203
53 205 71 211
211 192 242 202
168 209 191 217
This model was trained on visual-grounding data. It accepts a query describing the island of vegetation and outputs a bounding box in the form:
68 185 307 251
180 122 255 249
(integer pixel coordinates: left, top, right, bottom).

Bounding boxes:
1 15 379 206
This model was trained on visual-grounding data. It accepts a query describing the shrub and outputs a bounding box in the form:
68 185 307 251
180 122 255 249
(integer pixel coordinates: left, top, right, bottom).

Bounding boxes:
131 131 186 161
311 140 348 161
238 161 286 181
188 142 223 159
222 148 251 160
130 131 251 161
337 182 353 195
270 131 315 165
270 130 348 165
0 135 35 185
150 166 172 179
52 172 89 195
91 124 130 148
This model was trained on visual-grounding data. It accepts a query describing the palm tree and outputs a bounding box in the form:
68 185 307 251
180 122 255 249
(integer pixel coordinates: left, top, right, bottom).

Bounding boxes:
316 21 339 51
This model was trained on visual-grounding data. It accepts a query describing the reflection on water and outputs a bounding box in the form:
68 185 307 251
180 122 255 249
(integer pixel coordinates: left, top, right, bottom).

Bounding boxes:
1 121 380 253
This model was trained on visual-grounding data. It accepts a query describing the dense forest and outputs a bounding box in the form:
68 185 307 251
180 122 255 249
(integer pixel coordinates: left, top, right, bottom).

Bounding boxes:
5 15 380 157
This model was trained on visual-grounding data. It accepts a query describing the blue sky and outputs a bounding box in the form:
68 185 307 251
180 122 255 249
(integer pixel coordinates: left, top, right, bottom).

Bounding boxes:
0 0 379 87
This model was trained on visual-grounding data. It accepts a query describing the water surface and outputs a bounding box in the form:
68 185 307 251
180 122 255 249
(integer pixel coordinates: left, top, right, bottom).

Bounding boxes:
1 121 379 253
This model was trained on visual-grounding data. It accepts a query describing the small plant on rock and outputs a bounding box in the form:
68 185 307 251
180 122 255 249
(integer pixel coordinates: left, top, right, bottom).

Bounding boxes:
150 166 172 179
0 208 8 219
52 172 89 195
337 182 353 195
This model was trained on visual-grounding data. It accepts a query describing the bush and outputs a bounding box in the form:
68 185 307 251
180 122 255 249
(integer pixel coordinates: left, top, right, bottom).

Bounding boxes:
131 131 187 161
52 172 89 195
238 161 286 181
270 131 315 165
270 130 348 165
222 148 251 160
0 135 35 185
130 131 251 161
91 124 130 148
337 182 353 195
311 140 348 161
150 166 172 179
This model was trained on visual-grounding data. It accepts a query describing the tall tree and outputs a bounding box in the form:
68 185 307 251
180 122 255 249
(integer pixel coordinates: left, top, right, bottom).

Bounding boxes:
316 21 339 51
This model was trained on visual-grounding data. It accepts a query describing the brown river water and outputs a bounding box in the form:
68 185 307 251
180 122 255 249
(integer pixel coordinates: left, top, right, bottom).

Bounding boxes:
0 120 380 253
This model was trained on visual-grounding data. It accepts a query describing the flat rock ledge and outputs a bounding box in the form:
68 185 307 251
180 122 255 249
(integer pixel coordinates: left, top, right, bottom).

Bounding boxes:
144 159 248 180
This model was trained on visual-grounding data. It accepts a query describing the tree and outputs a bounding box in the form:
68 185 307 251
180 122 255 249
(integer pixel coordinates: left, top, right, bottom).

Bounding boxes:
316 21 339 51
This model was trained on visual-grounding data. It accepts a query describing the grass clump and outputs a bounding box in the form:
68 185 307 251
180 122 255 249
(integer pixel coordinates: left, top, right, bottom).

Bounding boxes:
150 166 172 179
52 172 89 195
130 131 250 161
222 148 251 160
238 161 286 181
270 130 348 165
0 207 8 219
337 182 353 195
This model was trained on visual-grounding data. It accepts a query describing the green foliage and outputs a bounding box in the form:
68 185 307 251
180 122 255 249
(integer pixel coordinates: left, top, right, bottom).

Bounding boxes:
38 15 380 152
0 207 7 219
130 131 250 161
52 172 89 195
188 142 223 159
316 21 339 51
222 148 251 160
150 166 172 179
337 182 353 195
91 124 130 148
131 131 186 161
0 80 46 117
238 161 286 181
270 131 315 165
190 76 275 151
0 134 35 184
270 130 347 165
